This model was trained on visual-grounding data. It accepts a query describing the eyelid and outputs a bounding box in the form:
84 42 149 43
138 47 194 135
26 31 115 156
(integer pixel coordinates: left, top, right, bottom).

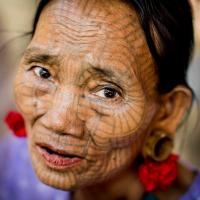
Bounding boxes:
27 62 50 70
28 64 54 81
102 81 124 96
95 88 120 98
88 79 123 92
92 85 123 97
28 63 56 76
90 86 124 106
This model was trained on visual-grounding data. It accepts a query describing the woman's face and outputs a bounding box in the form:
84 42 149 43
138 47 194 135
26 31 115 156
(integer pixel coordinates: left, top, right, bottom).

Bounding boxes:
14 0 159 190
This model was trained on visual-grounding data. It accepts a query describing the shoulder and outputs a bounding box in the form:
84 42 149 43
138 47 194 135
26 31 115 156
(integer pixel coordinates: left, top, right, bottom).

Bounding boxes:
180 172 200 200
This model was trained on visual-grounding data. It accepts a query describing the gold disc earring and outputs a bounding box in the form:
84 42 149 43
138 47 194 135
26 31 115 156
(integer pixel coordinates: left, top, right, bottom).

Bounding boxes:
142 130 174 161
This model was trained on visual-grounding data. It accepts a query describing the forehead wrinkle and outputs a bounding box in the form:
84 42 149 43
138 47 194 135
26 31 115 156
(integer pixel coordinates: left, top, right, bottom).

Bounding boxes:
39 0 144 52
45 0 139 38
47 0 103 27
50 0 109 20
40 3 103 49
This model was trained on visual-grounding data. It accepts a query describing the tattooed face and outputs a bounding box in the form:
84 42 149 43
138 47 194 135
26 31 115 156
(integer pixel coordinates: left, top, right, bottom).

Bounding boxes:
14 0 159 190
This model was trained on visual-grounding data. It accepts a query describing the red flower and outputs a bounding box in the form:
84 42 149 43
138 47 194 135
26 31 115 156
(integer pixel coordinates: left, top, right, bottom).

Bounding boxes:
138 155 178 192
4 111 27 137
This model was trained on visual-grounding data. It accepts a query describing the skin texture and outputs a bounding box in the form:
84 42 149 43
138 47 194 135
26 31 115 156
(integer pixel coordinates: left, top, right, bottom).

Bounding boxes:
14 0 193 199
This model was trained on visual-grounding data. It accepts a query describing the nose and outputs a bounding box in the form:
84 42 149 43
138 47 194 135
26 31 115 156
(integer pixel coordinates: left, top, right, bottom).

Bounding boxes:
40 88 84 138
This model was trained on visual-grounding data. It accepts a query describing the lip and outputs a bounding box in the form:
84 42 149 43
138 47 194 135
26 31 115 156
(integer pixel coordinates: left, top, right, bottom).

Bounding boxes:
36 143 83 170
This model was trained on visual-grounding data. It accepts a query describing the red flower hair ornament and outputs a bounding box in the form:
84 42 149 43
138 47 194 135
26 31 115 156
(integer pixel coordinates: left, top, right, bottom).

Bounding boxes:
4 111 27 137
138 154 178 192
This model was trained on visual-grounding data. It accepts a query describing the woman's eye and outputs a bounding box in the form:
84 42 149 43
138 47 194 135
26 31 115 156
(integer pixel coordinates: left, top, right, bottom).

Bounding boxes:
33 66 51 79
95 87 120 99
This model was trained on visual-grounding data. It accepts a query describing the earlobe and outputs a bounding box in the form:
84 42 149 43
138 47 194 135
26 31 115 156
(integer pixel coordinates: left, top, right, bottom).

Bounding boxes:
140 86 192 192
153 85 192 135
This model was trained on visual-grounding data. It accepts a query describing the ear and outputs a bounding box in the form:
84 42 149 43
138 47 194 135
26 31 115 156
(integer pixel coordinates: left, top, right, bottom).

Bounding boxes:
152 86 192 135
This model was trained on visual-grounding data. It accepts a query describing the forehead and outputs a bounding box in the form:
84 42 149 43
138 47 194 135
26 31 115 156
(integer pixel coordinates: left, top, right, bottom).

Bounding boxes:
31 0 149 55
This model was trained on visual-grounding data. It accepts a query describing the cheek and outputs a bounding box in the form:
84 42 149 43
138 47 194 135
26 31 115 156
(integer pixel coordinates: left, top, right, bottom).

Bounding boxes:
75 96 148 168
81 98 146 153
78 146 139 186
75 100 154 186
14 70 55 121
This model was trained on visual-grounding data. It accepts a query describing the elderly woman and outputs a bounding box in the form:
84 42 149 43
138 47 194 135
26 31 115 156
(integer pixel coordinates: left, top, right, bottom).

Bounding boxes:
1 0 200 199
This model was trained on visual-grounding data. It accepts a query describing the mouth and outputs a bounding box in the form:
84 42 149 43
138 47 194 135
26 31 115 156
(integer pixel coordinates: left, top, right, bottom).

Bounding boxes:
36 143 83 170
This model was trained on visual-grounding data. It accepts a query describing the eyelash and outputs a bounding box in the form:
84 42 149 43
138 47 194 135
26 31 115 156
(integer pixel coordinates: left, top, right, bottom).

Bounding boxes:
93 86 122 100
29 65 52 80
28 66 123 100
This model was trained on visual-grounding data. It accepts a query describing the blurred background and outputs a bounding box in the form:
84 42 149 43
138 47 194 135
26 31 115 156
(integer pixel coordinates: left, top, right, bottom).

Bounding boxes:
0 0 199 167
0 0 36 135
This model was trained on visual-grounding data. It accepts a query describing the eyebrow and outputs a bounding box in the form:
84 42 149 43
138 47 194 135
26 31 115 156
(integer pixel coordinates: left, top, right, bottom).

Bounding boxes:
88 64 128 87
23 47 131 85
90 66 115 78
23 48 60 66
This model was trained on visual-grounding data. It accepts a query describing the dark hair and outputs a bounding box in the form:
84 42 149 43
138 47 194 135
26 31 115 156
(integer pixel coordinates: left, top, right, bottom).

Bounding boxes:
32 0 194 94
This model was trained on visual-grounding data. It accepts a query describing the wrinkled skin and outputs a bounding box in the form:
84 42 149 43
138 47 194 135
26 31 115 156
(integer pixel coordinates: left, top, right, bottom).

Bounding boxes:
14 0 160 191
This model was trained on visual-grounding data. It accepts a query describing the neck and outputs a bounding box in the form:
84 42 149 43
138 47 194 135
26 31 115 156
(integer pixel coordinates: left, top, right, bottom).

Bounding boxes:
72 162 196 200
73 166 144 200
